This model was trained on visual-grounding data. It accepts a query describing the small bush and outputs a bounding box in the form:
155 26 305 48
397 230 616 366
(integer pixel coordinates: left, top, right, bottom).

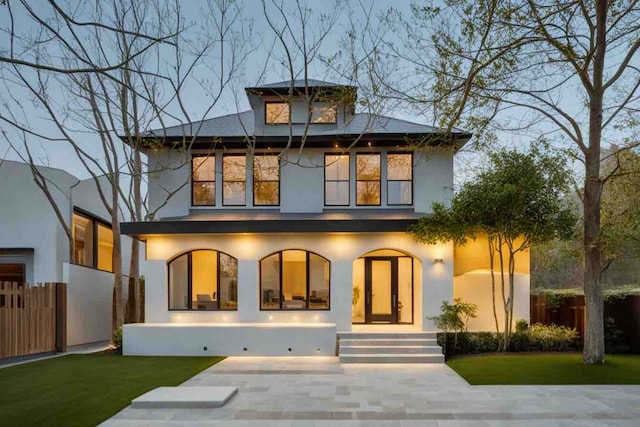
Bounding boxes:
604 317 630 354
112 327 123 354
528 323 579 351
438 332 500 356
509 331 530 352
515 319 529 333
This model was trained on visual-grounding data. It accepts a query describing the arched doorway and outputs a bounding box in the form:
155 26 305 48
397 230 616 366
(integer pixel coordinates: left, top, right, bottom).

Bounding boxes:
352 249 415 324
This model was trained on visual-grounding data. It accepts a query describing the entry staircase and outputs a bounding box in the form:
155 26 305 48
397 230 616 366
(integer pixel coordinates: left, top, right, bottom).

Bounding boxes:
338 331 444 364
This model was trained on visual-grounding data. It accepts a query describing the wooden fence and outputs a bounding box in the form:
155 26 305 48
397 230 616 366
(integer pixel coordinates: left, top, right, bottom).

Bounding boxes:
531 294 640 350
0 282 66 359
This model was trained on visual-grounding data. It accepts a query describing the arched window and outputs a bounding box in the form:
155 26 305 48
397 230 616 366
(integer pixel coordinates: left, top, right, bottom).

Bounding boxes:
260 250 330 310
168 250 238 311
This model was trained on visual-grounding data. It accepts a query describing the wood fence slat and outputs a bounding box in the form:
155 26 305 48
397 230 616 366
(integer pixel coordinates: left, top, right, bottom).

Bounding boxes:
0 281 67 359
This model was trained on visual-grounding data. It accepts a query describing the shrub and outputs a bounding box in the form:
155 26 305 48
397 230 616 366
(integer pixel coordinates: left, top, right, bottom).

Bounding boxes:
515 319 529 333
528 323 579 351
438 332 500 356
604 317 630 354
112 327 123 354
509 331 530 352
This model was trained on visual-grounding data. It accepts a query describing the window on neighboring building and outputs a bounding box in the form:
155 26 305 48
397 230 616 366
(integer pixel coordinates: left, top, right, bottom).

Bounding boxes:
168 250 238 311
324 154 349 206
265 102 290 124
387 153 413 205
223 154 246 206
192 155 216 206
72 210 113 272
253 154 280 206
260 250 330 310
356 153 381 205
312 105 337 123
0 263 25 286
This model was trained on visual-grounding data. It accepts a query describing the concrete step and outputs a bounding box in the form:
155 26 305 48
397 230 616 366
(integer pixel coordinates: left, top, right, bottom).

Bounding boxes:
339 354 445 364
339 345 443 355
338 332 437 340
339 338 438 347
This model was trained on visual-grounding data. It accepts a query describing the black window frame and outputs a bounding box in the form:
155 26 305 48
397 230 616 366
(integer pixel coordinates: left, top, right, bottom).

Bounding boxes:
167 249 238 311
264 101 291 125
355 152 382 206
252 153 281 206
222 153 247 206
191 154 216 207
324 153 350 206
259 249 331 311
71 207 113 273
386 152 414 206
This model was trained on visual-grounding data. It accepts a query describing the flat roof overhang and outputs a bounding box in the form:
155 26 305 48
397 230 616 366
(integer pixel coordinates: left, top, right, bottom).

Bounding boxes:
120 218 416 239
129 133 472 152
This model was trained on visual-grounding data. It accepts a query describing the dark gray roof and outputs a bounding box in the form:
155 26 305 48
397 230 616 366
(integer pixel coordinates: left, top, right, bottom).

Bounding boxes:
150 111 460 139
149 110 254 138
248 79 349 89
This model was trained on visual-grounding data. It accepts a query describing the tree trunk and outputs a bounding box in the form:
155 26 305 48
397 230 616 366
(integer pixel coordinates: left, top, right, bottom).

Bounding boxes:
582 0 607 365
112 215 124 331
497 239 509 351
488 236 500 335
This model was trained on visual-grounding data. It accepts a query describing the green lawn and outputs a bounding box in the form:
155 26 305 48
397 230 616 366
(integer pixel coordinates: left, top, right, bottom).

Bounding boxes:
0 353 224 427
447 353 640 385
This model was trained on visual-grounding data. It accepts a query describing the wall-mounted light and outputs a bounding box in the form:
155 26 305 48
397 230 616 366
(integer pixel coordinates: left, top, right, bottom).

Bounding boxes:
434 258 444 264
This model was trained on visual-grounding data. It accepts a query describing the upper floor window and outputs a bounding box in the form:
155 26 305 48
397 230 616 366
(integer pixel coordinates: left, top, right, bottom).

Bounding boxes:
168 249 238 311
223 154 246 206
260 250 330 310
312 105 337 123
387 153 413 205
265 102 290 124
192 155 215 206
356 153 381 205
72 210 113 272
324 154 349 206
253 154 280 206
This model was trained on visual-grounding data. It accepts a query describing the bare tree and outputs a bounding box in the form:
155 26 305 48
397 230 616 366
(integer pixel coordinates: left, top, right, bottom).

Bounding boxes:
367 0 640 364
1 0 251 329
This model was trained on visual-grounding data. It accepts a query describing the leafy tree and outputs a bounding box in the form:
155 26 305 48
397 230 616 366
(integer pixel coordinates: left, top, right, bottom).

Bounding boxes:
366 0 640 364
412 148 576 350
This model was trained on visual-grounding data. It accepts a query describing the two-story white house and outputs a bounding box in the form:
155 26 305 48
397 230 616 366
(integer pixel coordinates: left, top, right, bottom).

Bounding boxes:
121 80 530 361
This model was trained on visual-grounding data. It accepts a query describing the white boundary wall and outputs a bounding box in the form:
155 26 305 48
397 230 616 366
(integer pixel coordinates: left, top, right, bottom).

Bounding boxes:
454 271 530 332
64 263 114 346
123 323 337 356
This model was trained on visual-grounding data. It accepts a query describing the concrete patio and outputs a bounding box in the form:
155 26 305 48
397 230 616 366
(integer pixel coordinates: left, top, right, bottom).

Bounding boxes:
103 356 640 426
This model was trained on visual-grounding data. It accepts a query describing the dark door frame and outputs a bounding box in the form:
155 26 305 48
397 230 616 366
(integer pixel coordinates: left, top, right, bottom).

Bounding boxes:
364 257 398 323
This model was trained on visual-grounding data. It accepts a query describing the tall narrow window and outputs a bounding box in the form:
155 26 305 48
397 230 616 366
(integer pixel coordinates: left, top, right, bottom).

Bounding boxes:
167 250 238 311
260 250 330 310
387 153 413 205
265 102 290 124
253 154 280 206
223 154 246 206
324 154 350 206
356 153 381 205
192 155 215 206
72 210 113 272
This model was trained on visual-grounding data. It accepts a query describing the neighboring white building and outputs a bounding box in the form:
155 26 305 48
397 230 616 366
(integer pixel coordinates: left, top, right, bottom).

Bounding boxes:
0 160 134 346
121 80 530 358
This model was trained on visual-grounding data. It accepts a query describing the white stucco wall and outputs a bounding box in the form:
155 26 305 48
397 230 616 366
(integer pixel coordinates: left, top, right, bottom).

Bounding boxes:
146 147 453 219
142 232 453 332
453 271 530 332
0 160 77 282
64 263 115 346
123 323 337 356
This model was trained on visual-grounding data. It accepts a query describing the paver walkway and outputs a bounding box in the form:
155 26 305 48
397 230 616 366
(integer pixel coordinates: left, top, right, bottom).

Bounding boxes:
103 356 640 426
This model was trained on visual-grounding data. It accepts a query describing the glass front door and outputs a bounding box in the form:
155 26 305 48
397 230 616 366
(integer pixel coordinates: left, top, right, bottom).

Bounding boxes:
365 257 398 323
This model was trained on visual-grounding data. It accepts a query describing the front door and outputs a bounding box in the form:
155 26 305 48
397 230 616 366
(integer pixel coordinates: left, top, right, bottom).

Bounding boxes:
364 257 398 323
